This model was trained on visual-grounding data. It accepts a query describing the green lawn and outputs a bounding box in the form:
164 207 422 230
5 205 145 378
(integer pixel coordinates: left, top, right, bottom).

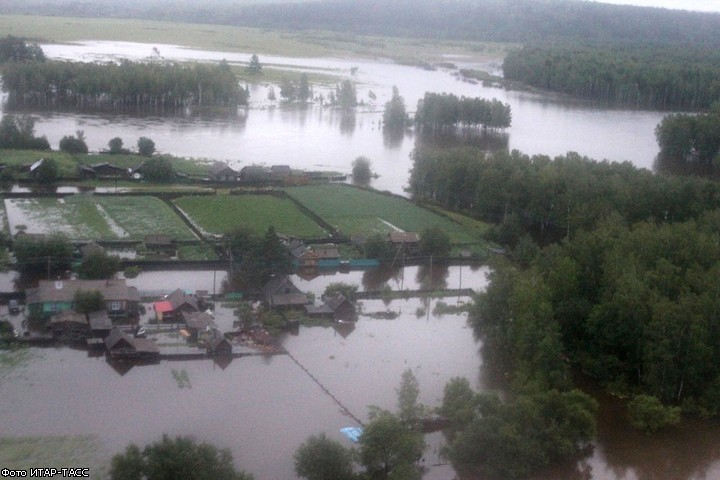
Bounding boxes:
5 196 196 240
174 194 327 238
286 185 482 243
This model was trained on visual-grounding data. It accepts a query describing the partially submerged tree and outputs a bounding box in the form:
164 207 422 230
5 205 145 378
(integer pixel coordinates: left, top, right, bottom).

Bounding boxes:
323 282 359 301
77 250 121 280
110 434 254 480
383 86 408 129
359 410 424 479
352 156 372 184
294 433 355 480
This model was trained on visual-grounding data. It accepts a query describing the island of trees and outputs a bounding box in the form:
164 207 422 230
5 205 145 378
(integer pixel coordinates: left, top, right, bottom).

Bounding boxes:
415 92 511 130
0 37 247 111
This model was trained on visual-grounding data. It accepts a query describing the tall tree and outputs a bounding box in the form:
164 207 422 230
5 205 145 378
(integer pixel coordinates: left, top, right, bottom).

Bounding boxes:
294 434 355 480
383 86 408 129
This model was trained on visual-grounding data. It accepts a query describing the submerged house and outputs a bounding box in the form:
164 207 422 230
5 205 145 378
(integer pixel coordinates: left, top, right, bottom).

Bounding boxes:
181 311 217 342
263 275 310 310
290 241 320 269
26 279 140 321
154 289 199 323
104 328 160 360
305 293 356 321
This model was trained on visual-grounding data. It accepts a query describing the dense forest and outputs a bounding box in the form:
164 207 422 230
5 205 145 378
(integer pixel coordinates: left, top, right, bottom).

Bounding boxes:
3 0 720 48
406 146 720 475
1 59 247 110
655 107 720 174
503 45 720 110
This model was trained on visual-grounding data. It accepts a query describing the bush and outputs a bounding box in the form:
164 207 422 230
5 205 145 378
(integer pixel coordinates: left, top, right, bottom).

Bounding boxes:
137 137 156 157
352 156 372 184
140 156 174 182
419 226 451 257
123 266 141 279
59 132 88 154
627 394 681 432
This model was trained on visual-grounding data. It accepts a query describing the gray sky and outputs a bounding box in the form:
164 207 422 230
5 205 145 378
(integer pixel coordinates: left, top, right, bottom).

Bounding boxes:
588 0 720 12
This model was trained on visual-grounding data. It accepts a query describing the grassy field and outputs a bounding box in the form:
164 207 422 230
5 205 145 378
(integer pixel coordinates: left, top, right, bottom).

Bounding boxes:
0 149 214 179
286 185 483 243
0 15 509 65
174 194 327 238
5 196 196 240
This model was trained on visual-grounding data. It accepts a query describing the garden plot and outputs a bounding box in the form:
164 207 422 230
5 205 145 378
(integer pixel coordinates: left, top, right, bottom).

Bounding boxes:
5 196 196 241
286 185 481 243
174 195 327 238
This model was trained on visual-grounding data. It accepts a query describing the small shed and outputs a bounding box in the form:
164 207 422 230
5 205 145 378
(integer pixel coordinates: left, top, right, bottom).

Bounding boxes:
144 234 175 253
88 310 113 339
264 276 310 309
50 310 89 340
105 328 159 359
91 163 128 178
388 231 420 256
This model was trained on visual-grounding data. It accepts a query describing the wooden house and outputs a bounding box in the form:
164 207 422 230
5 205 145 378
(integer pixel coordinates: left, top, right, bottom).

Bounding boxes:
91 163 129 178
104 328 160 360
263 275 310 309
26 279 140 321
240 165 270 183
305 293 356 321
50 310 89 340
181 311 217 342
207 335 233 356
88 310 113 339
154 289 199 323
208 163 238 182
312 244 340 261
388 231 421 256
270 165 292 179
290 241 319 268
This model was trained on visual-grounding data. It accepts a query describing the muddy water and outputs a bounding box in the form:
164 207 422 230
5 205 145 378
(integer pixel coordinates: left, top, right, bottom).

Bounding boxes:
0 296 482 480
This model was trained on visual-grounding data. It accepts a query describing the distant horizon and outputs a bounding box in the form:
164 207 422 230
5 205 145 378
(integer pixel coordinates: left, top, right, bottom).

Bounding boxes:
589 0 720 12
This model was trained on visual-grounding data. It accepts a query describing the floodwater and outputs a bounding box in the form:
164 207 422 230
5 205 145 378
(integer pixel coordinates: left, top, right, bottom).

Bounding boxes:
3 41 667 196
0 296 483 480
1 40 716 480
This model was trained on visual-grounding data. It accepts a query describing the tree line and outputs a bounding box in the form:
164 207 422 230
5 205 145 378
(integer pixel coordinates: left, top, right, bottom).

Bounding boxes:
410 147 720 243
415 92 511 130
1 59 248 110
7 0 720 49
503 44 720 110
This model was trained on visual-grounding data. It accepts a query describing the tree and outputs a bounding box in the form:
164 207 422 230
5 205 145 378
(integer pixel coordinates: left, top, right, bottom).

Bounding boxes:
108 137 125 154
280 79 297 102
352 156 372 184
397 369 422 425
74 289 105 314
364 234 393 263
137 137 156 157
359 411 424 479
294 433 355 480
298 73 311 102
439 377 478 427
35 158 58 184
419 227 451 257
59 131 88 154
225 226 292 291
0 115 50 150
324 282 359 301
247 54 262 74
337 80 357 109
383 86 408 129
267 85 276 101
14 232 73 273
141 156 174 182
110 434 253 480
77 251 121 280
627 394 681 432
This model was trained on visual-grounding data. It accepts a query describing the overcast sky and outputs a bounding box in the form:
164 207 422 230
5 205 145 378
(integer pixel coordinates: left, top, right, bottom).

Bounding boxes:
589 0 720 12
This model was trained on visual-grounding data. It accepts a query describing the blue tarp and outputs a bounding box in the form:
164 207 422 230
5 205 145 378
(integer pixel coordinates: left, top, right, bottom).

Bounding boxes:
340 426 363 443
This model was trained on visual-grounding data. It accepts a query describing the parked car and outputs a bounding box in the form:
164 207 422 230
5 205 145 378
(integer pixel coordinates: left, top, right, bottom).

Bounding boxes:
8 299 20 314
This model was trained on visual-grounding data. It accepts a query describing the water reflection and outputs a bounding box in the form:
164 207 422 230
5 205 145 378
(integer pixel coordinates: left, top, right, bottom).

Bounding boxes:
416 127 509 152
382 127 407 149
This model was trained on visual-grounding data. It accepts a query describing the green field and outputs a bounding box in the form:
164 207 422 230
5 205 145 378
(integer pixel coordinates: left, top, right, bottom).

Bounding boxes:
174 194 327 238
5 196 196 240
286 185 483 243
0 149 214 179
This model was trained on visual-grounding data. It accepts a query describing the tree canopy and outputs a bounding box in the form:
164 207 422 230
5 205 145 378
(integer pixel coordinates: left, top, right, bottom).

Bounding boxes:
415 93 511 130
110 434 253 480
294 434 354 480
